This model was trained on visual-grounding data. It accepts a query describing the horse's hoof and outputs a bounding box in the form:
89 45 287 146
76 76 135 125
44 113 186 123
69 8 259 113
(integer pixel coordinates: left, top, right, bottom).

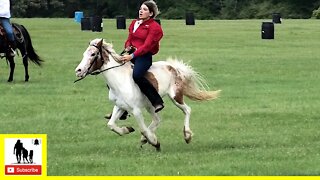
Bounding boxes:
183 127 193 144
153 142 161 152
185 137 192 144
7 79 13 82
126 126 135 133
111 129 122 136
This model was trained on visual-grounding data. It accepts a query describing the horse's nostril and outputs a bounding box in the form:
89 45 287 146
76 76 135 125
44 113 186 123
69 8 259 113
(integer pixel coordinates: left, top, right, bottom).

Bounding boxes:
76 69 81 72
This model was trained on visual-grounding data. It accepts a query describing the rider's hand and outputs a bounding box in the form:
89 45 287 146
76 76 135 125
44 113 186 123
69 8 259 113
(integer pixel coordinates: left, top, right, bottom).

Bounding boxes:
121 54 133 63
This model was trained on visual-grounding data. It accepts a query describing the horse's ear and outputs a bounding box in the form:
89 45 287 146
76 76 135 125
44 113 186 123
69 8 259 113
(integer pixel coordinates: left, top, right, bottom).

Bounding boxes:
97 39 103 48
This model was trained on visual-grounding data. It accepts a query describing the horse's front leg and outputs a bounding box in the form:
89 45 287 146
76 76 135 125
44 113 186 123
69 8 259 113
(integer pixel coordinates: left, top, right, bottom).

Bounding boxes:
107 105 135 136
140 106 161 146
7 57 15 82
133 109 160 151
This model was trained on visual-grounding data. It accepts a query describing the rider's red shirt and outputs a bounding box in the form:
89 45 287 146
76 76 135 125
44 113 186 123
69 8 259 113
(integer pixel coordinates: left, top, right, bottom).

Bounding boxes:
125 18 163 57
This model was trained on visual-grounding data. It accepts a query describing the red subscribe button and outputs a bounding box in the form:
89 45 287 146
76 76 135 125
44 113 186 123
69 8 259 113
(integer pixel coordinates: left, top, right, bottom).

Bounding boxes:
5 165 42 175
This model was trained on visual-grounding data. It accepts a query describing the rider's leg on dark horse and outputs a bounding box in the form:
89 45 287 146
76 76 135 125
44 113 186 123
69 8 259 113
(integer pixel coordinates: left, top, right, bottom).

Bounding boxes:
8 40 16 54
0 17 16 57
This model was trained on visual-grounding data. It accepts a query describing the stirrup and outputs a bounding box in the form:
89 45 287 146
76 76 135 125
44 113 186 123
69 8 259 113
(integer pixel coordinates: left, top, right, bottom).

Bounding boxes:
9 48 16 57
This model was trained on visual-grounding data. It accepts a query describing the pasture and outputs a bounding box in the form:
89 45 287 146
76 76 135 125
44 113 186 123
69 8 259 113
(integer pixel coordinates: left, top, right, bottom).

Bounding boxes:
1 18 320 176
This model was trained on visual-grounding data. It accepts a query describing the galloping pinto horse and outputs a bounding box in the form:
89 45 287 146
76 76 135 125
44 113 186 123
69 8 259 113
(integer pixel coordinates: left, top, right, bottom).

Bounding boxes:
0 23 43 82
75 39 220 151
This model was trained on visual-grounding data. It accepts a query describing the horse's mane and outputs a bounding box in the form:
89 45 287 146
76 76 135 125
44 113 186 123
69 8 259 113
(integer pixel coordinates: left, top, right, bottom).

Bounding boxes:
90 38 122 62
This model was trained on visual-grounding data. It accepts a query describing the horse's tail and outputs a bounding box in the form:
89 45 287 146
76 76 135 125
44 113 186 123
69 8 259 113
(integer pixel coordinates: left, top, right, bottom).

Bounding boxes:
18 24 43 66
166 57 221 101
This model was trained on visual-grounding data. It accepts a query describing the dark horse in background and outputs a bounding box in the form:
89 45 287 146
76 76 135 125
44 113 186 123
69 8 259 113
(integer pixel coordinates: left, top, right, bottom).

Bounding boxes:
0 23 43 82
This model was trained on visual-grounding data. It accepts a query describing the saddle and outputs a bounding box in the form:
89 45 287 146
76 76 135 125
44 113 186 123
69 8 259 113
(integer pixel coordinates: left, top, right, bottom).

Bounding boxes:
0 23 24 57
0 23 24 45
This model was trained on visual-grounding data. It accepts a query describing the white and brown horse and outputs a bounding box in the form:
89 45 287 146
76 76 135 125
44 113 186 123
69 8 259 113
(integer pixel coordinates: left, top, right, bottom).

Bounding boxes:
75 39 220 151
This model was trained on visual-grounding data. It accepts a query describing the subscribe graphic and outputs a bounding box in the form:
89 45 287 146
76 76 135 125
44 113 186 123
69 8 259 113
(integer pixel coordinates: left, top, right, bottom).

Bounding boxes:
4 138 43 176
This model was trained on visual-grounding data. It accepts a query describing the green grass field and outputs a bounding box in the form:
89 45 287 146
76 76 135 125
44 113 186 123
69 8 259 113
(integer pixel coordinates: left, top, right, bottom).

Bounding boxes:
1 18 320 176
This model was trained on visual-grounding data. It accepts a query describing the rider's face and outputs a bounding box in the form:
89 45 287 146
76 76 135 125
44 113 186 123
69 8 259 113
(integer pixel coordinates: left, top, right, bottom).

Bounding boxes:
139 4 153 20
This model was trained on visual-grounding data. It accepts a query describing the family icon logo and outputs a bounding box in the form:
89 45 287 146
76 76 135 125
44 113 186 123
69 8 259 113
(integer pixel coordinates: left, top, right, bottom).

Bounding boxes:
3 135 46 176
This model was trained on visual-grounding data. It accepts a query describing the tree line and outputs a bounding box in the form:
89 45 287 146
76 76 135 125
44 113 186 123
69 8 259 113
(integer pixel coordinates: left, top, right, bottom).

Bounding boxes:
11 0 320 19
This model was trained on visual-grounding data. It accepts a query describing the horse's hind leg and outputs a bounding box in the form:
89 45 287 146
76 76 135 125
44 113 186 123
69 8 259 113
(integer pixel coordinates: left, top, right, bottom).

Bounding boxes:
21 48 29 81
169 93 193 144
7 57 15 82
23 56 29 81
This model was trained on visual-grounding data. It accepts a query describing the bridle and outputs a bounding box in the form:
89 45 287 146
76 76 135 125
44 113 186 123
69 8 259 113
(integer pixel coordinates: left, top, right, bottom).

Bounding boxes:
74 43 126 83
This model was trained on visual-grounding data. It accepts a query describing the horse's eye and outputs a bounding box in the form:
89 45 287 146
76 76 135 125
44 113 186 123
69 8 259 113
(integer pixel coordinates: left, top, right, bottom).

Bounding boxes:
91 53 96 57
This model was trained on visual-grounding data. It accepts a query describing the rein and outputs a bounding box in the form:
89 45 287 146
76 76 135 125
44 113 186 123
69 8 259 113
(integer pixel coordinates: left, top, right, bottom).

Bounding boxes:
74 44 125 83
90 62 125 75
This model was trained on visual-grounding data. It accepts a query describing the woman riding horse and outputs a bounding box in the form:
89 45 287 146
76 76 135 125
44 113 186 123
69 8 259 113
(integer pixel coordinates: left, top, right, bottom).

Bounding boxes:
0 0 16 57
75 39 221 151
105 0 164 120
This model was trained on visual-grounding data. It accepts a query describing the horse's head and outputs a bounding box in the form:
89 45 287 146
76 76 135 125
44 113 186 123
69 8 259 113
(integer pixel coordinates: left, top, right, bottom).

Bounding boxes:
75 38 107 78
